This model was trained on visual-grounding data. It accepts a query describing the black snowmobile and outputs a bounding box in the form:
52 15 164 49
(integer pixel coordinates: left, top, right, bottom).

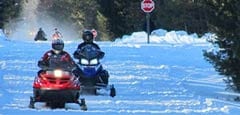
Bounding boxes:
34 28 47 41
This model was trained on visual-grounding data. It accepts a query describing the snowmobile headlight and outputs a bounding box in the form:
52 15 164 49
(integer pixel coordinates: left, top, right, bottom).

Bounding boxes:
90 58 98 65
54 69 63 78
81 58 89 65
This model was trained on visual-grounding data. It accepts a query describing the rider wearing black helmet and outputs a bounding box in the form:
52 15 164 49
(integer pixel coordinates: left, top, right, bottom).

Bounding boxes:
73 29 102 60
38 39 76 71
75 30 100 51
82 30 93 43
73 30 109 85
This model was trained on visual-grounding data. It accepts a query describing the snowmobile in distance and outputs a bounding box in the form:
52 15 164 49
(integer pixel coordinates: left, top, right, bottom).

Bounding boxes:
34 28 47 41
29 67 87 110
75 44 116 97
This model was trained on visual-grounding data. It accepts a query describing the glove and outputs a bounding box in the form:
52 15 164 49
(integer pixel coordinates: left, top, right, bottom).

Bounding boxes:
38 60 48 70
73 50 82 59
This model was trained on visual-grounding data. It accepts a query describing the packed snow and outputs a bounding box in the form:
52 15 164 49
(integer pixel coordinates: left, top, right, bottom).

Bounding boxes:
1 29 240 114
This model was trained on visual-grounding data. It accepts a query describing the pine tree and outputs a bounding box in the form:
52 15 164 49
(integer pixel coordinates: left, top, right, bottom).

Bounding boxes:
0 0 22 29
203 0 240 93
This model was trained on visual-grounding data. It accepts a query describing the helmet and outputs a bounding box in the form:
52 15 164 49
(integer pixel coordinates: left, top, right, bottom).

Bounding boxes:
82 30 93 43
52 39 64 51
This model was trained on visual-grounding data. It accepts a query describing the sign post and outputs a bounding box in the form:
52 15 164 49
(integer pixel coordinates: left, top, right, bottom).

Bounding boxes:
141 0 155 44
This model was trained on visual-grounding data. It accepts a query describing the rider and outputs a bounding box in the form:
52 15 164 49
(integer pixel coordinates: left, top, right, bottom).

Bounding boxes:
73 30 109 85
52 28 63 40
34 28 47 41
38 39 76 72
75 30 100 50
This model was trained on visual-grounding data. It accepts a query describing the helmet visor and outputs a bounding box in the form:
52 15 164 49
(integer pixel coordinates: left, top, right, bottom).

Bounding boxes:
86 35 91 40
53 44 64 51
84 35 93 42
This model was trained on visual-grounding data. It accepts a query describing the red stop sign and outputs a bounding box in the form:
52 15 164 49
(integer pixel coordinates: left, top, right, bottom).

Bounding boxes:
141 0 155 13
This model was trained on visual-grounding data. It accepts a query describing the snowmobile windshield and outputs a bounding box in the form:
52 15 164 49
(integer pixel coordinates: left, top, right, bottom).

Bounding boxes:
80 44 104 60
47 54 73 71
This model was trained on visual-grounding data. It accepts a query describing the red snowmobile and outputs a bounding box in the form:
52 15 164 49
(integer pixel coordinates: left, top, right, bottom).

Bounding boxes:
29 68 87 110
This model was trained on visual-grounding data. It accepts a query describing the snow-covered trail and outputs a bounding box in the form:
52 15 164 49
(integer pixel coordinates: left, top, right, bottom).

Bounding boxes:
1 41 240 114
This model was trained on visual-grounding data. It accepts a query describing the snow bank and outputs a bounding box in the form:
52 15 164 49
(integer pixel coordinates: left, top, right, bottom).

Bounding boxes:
114 29 210 45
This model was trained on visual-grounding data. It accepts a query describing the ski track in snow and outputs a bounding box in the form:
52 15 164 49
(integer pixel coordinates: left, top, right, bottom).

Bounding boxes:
1 41 240 114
